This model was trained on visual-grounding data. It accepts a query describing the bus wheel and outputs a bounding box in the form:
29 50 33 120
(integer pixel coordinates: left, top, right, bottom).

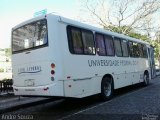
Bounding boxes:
101 77 113 101
143 72 149 86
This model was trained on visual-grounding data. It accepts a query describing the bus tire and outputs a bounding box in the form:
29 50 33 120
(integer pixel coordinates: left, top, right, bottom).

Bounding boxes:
101 77 113 101
143 72 149 86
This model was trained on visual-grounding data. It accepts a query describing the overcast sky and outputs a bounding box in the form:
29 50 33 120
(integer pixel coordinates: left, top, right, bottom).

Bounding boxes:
0 0 80 48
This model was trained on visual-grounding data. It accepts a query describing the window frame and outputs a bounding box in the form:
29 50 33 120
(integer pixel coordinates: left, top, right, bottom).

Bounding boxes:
12 19 48 54
104 35 115 56
67 25 95 55
120 39 129 57
70 27 84 54
95 33 107 56
128 41 134 57
142 44 148 58
132 42 142 58
113 37 123 57
138 43 144 57
82 29 95 55
128 40 149 58
95 32 115 56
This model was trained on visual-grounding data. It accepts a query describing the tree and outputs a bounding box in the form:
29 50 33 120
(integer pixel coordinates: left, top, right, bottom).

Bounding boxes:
154 32 160 66
79 0 160 62
80 0 160 35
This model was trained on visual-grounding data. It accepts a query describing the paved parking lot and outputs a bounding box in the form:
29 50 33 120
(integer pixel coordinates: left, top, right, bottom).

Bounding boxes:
1 76 160 120
63 77 160 120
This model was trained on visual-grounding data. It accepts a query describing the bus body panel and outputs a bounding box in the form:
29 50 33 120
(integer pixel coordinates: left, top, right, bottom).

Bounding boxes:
56 21 150 98
12 15 65 96
12 14 153 98
13 81 64 96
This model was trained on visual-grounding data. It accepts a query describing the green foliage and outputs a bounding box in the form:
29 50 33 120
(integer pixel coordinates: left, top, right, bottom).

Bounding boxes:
104 25 160 60
128 32 150 43
128 32 160 60
105 25 132 34
5 48 11 57
104 25 121 33
150 40 160 59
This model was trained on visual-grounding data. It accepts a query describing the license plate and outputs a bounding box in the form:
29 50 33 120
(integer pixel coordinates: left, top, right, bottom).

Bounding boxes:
25 79 35 86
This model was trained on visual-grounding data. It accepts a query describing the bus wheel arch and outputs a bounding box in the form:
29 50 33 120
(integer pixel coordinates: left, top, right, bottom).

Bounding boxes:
100 74 114 101
143 70 149 86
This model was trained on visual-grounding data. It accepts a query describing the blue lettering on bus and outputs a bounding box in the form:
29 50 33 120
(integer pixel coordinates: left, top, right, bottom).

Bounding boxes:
18 66 42 74
88 60 138 67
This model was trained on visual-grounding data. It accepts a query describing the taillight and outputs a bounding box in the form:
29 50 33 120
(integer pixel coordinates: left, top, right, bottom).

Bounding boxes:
51 63 55 81
51 70 55 75
51 63 55 68
43 87 49 91
51 77 54 81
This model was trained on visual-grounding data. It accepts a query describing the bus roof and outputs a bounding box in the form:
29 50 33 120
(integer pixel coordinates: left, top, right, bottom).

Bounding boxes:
56 14 150 46
12 13 150 46
12 15 47 30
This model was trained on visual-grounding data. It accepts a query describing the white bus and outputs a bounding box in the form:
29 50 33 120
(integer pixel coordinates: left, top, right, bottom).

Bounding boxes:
12 14 156 100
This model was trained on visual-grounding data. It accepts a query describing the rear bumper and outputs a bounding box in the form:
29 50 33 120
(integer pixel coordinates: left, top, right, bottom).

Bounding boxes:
13 81 64 97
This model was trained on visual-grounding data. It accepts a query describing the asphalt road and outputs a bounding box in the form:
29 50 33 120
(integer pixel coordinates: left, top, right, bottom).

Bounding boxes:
1 76 160 120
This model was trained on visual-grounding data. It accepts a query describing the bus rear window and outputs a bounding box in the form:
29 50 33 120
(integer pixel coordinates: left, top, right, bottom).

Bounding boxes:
12 19 48 53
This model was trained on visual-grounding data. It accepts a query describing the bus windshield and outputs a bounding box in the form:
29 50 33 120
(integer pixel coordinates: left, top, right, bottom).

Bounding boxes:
12 19 48 53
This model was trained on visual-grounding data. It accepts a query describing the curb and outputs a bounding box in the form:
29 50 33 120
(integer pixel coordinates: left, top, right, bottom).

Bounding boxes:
0 97 61 114
0 92 14 96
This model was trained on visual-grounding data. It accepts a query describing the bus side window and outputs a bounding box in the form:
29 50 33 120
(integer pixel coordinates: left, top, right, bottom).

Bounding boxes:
67 26 95 55
95 33 106 56
82 31 95 55
71 28 83 54
129 41 133 57
114 38 122 57
132 42 140 57
104 35 115 56
138 43 144 57
142 45 148 58
121 40 129 57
